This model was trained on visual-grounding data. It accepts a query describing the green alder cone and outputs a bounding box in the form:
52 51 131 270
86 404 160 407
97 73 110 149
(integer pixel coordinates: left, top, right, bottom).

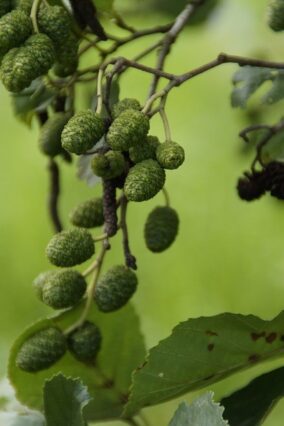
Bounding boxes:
15 327 66 372
67 321 102 362
0 0 12 18
61 110 105 155
1 34 55 92
38 5 72 42
268 0 284 31
124 159 166 202
33 271 56 301
129 135 160 164
13 0 33 14
95 265 138 312
144 206 179 253
53 33 79 78
39 112 70 157
42 270 87 310
46 228 95 267
156 141 185 170
91 150 126 179
0 10 32 57
112 98 141 119
70 198 104 229
107 110 150 151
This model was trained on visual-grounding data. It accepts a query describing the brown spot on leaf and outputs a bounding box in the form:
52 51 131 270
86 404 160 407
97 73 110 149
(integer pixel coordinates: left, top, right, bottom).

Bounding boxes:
208 343 215 351
248 354 260 363
266 332 277 343
251 332 265 341
206 330 218 336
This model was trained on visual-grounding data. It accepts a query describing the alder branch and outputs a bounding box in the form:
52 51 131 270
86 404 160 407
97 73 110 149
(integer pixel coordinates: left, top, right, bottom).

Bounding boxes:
47 158 63 233
120 195 137 270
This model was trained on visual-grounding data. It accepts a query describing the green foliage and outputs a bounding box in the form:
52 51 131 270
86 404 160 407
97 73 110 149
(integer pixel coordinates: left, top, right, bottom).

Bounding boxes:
41 270 87 310
15 327 66 372
44 374 91 426
0 9 32 57
125 311 284 416
39 112 70 157
222 367 284 426
156 141 185 170
67 321 102 362
107 109 150 151
124 159 166 202
0 411 45 426
169 393 228 426
69 198 104 228
112 98 141 119
91 150 126 179
9 303 146 422
129 135 160 164
95 265 138 312
61 110 105 155
46 228 95 267
144 206 179 252
33 271 56 301
268 0 284 31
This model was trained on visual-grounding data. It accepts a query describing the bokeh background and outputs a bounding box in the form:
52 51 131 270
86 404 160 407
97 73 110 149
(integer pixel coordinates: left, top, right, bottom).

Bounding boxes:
1 0 284 424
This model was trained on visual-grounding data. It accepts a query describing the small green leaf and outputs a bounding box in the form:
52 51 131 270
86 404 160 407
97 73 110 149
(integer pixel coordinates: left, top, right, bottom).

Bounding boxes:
44 374 91 426
222 367 284 426
9 303 145 422
262 72 284 105
169 392 228 426
124 311 284 416
231 67 273 108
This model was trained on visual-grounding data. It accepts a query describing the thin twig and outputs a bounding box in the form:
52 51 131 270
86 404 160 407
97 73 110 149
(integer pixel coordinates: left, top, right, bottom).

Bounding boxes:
120 195 137 270
251 120 284 169
239 124 272 143
47 158 63 233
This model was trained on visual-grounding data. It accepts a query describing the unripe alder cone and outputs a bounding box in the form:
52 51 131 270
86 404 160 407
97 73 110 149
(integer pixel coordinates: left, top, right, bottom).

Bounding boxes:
46 228 95 267
70 198 104 229
156 141 185 170
91 150 126 179
16 327 66 372
144 206 179 253
268 0 284 31
129 135 160 164
67 321 102 362
1 34 55 92
41 270 87 309
39 113 70 157
61 110 105 155
33 271 56 301
112 98 141 119
95 265 138 312
124 159 166 202
0 10 32 57
14 0 33 14
107 110 150 151
53 33 79 78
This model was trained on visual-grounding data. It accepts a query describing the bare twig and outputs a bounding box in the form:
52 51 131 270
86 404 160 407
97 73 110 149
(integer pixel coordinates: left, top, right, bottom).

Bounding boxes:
47 158 63 233
120 195 137 270
239 124 272 143
250 120 284 169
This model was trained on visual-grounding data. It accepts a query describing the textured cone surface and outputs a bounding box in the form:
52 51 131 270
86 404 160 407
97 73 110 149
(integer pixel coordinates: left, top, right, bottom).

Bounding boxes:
46 228 94 267
144 206 179 252
0 10 32 57
33 271 56 301
112 98 141 119
16 327 66 372
107 110 149 151
95 265 138 312
39 113 70 157
129 135 160 164
156 141 185 170
53 32 79 77
42 269 87 309
1 34 55 92
268 0 284 31
91 150 126 179
13 0 33 14
67 321 102 362
102 179 118 237
124 159 166 202
70 198 104 228
61 110 105 155
38 5 72 43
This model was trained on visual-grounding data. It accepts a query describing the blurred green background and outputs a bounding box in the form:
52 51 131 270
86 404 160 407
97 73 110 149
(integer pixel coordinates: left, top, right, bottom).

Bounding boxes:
2 0 284 424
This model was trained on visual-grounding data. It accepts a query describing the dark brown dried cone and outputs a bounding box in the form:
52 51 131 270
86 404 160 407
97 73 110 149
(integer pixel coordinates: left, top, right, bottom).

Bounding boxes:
237 170 267 201
102 179 118 237
265 161 284 200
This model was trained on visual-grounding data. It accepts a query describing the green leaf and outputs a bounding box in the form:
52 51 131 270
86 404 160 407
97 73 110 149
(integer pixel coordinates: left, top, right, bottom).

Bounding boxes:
169 392 228 426
124 311 284 416
44 374 90 426
262 72 284 105
231 67 273 108
93 0 114 15
9 303 146 422
11 79 56 127
0 411 45 426
222 367 284 426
